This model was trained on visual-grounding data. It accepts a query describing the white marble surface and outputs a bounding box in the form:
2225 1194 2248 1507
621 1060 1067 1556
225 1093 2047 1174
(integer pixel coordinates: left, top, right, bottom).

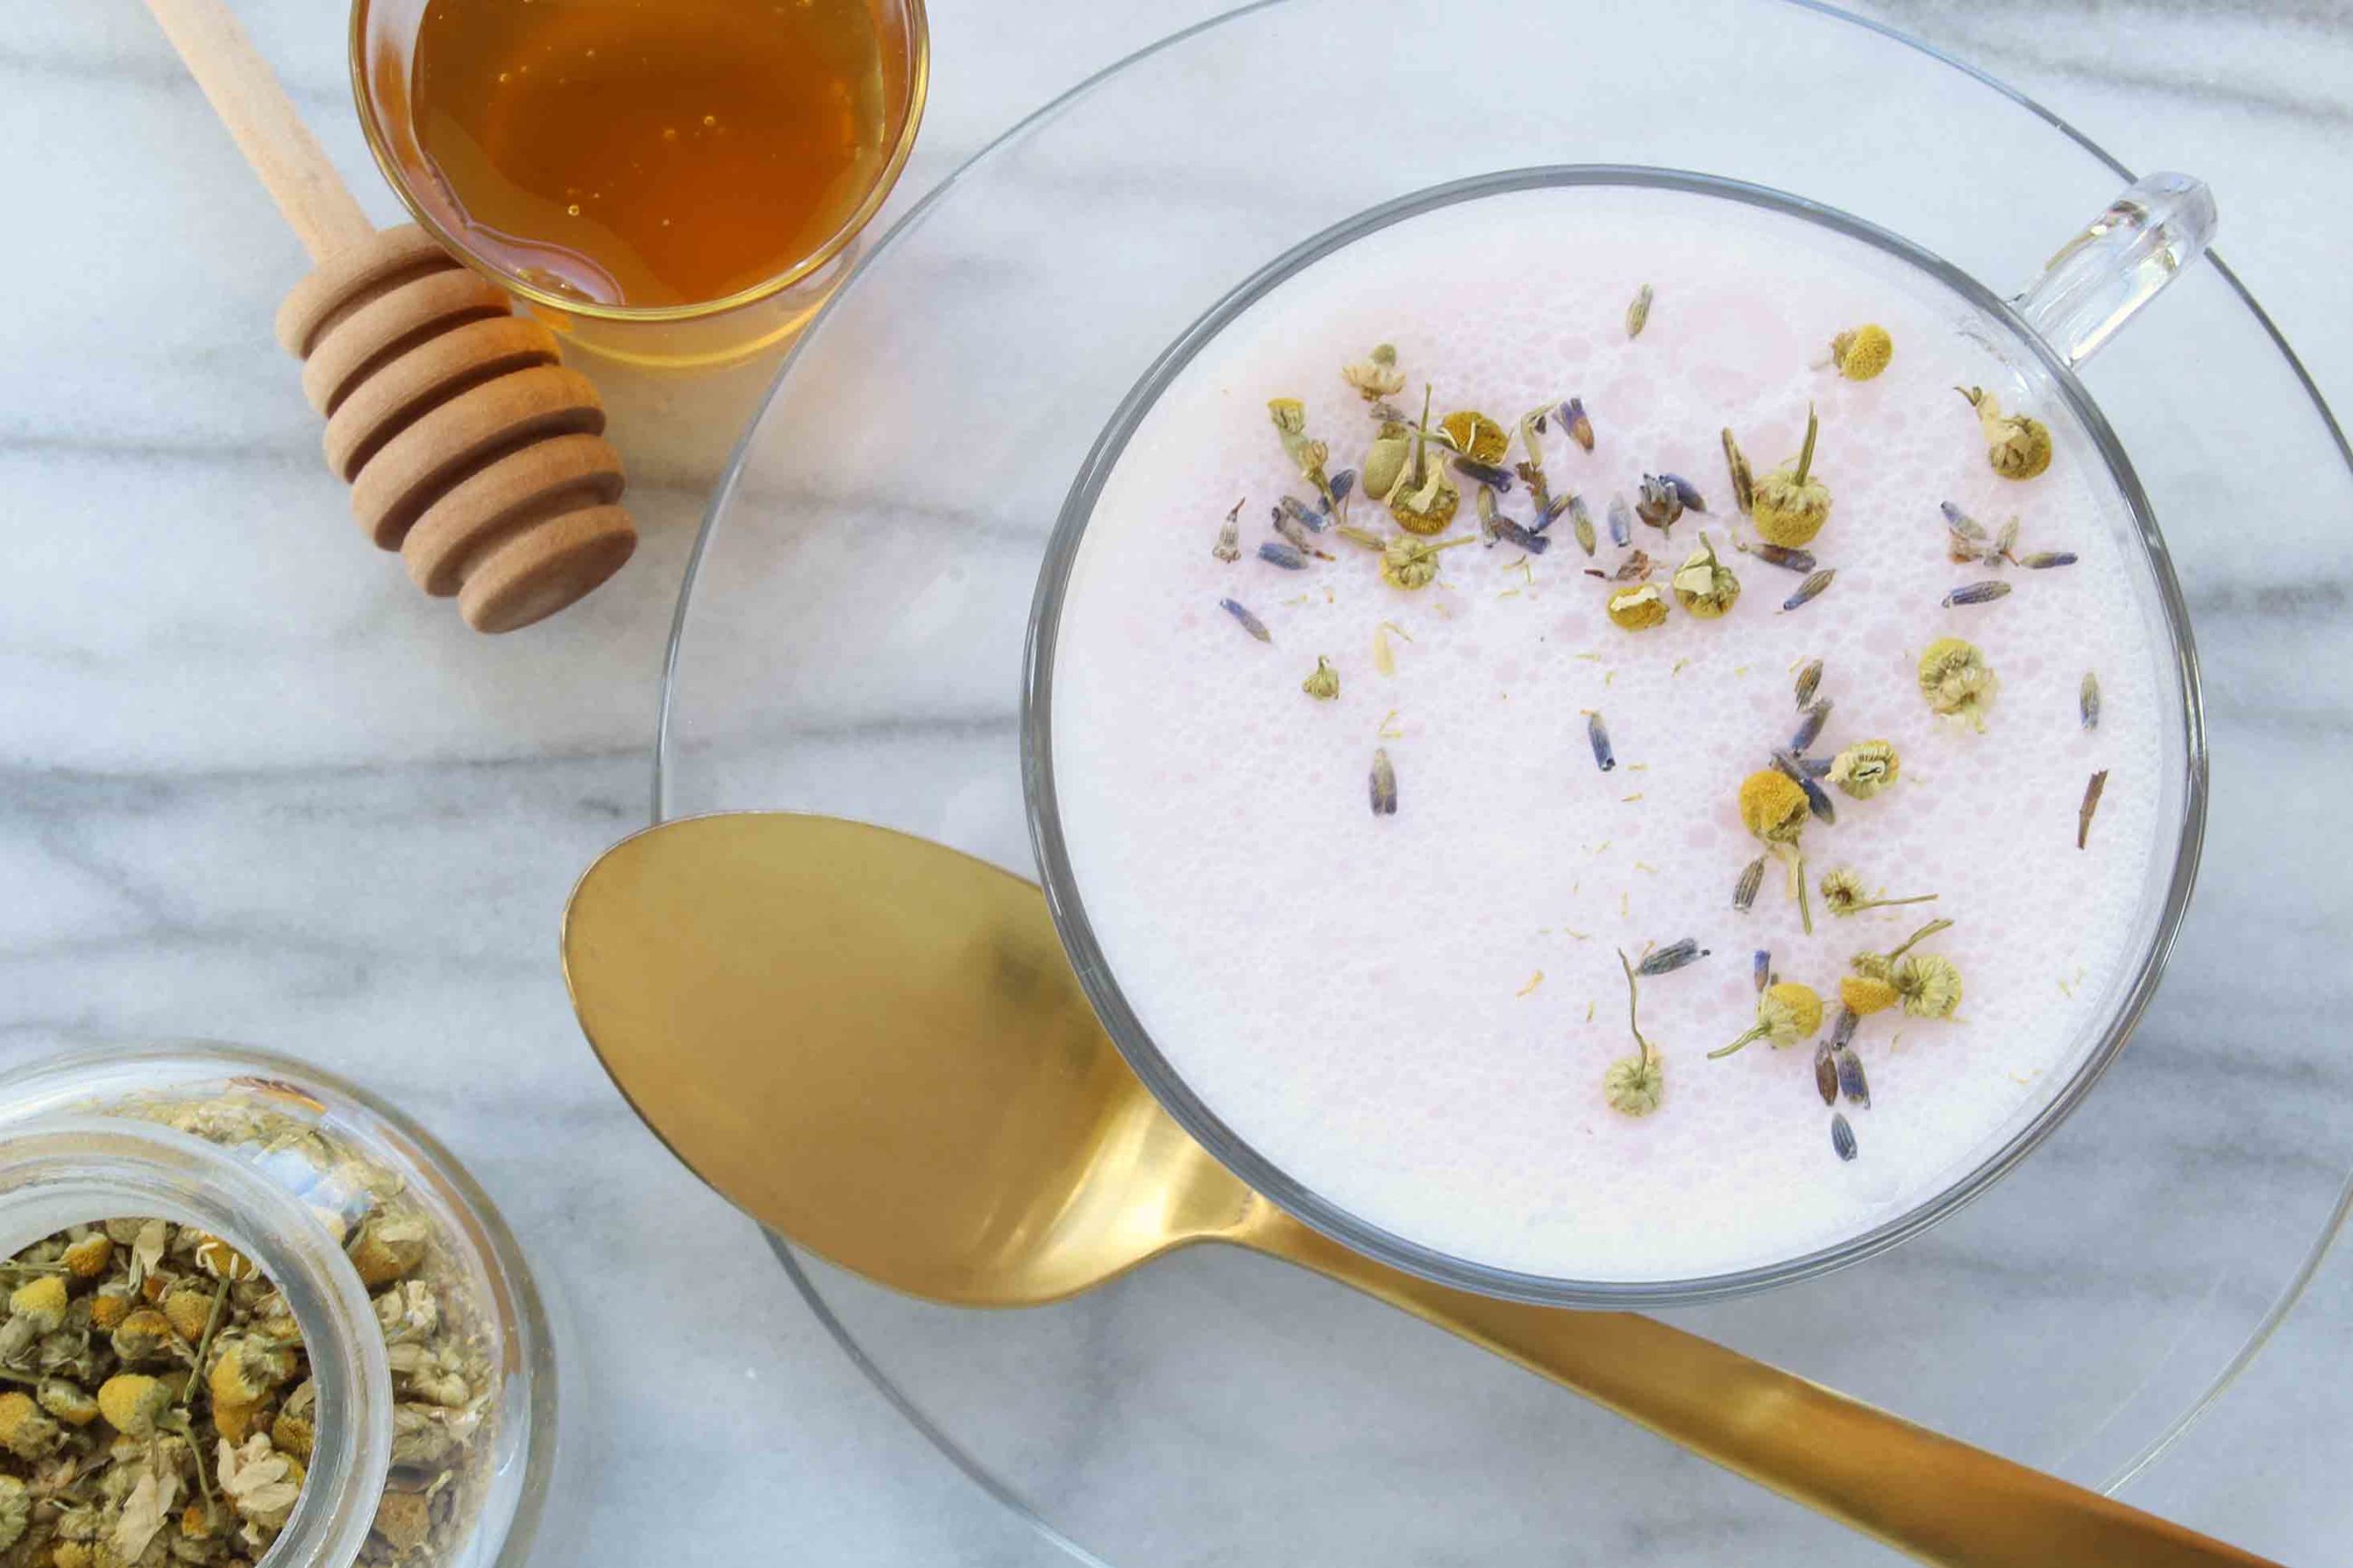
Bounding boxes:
4 2 2350 1564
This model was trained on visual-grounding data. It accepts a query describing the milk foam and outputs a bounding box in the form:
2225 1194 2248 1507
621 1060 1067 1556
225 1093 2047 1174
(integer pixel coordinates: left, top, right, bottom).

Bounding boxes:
1049 185 2184 1283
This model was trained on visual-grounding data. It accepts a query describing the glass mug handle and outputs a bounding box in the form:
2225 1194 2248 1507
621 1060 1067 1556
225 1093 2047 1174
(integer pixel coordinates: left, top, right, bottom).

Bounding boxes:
2010 172 2216 369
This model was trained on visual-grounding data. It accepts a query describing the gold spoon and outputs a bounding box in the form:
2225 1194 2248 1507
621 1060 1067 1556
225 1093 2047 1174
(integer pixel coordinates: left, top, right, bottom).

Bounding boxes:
562 812 2278 1568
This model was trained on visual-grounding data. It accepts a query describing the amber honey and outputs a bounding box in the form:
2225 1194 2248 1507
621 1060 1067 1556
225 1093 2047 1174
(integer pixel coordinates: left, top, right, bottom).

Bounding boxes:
404 0 896 309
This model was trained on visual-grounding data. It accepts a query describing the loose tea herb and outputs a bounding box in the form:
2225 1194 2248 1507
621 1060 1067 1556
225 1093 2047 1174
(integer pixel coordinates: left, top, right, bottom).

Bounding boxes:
1603 949 1665 1116
1711 982 1824 1059
1218 598 1272 643
1818 866 1939 917
1793 658 1823 710
1957 385 2053 480
1781 568 1836 612
1301 658 1340 701
1561 397 1595 452
1211 499 1243 563
2078 769 2109 849
1624 283 1653 340
1584 711 1616 773
1738 770 1809 845
1266 397 1338 507
1670 534 1740 618
1918 637 1998 728
1605 584 1669 631
1636 938 1708 976
1826 740 1900 800
1789 699 1831 755
1828 324 1893 381
1752 405 1832 548
1720 428 1755 516
1342 343 1405 402
1369 749 1398 816
1732 857 1766 913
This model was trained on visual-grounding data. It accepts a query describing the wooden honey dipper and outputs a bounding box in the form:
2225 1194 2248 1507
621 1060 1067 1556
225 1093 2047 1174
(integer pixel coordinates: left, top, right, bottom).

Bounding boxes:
143 0 637 633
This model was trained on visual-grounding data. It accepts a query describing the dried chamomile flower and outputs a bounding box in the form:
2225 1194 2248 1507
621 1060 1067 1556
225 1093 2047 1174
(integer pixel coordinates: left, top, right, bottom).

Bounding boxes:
1438 410 1509 465
1894 953 1964 1018
1380 534 1470 590
1827 739 1900 799
1342 343 1405 402
61 1233 113 1278
1604 1053 1665 1116
1958 385 2053 480
38 1378 99 1428
1301 657 1340 701
1751 404 1832 547
1851 917 1954 991
1818 866 1938 917
1266 398 1334 503
1738 769 1810 845
1362 421 1413 501
0 1475 26 1554
1605 949 1665 1116
1389 446 1461 535
1670 533 1741 618
1829 324 1893 380
1918 636 1999 729
1840 974 1900 1016
0 1392 62 1461
1712 982 1824 1058
1605 583 1669 631
7 1275 68 1330
96 1373 172 1439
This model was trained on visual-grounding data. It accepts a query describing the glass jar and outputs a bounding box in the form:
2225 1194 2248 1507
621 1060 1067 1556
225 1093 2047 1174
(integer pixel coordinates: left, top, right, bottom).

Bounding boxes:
0 1045 553 1568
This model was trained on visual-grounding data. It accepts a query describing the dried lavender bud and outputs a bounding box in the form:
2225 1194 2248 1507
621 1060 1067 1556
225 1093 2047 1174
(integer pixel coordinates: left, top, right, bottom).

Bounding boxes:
1635 473 1684 535
1636 938 1708 976
1814 1042 1839 1106
1606 493 1634 548
1212 499 1242 563
1566 494 1597 556
1453 456 1516 492
1782 568 1836 612
1831 1006 1859 1050
1270 508 1327 558
1771 748 1836 824
1258 541 1309 571
1733 857 1766 913
1585 710 1616 773
1328 469 1356 508
1794 658 1823 709
1276 494 1330 533
1721 427 1754 515
1790 699 1832 755
1219 598 1271 642
1747 542 1816 575
1663 473 1708 514
2079 769 2109 849
1834 1045 1871 1107
1369 749 1397 816
1488 518 1550 555
1943 580 2013 607
2018 551 2078 569
1562 396 1596 451
1624 283 1653 339
1832 1112 1858 1162
1801 755 1832 778
2081 672 2101 731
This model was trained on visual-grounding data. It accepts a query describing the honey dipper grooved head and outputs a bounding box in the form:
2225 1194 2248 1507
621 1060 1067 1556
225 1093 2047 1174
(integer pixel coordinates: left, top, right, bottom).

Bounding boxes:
281 225 636 632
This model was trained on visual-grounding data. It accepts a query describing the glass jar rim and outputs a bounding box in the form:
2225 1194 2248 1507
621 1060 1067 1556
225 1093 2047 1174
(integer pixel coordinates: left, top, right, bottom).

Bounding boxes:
345 0 933 323
0 1117 395 1568
1019 163 2210 1309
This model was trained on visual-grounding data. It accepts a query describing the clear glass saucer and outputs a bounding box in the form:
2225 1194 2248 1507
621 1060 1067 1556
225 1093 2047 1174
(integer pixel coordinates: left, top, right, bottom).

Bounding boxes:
654 1 2353 1561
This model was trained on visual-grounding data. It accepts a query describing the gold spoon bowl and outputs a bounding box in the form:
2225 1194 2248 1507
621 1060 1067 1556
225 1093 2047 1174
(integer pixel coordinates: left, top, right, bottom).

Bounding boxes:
563 811 2277 1568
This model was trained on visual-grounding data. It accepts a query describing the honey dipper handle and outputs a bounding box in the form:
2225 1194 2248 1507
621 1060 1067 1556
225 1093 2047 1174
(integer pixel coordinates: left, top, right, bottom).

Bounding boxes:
140 0 376 261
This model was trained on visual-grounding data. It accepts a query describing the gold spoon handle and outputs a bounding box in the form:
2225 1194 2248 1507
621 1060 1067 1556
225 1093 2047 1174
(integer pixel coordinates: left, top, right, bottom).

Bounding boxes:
1246 1216 2278 1568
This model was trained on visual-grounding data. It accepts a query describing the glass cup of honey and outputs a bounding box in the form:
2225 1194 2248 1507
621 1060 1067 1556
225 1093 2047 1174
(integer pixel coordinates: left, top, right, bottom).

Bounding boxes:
352 0 929 368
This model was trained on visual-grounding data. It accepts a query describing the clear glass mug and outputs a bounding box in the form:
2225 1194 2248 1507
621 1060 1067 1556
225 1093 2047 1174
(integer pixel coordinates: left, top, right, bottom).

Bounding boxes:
1023 166 2218 1308
349 0 929 369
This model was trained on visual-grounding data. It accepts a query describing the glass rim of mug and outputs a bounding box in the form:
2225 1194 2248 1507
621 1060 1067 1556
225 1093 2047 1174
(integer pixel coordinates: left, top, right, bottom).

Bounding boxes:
1020 163 2211 1310
348 0 932 324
